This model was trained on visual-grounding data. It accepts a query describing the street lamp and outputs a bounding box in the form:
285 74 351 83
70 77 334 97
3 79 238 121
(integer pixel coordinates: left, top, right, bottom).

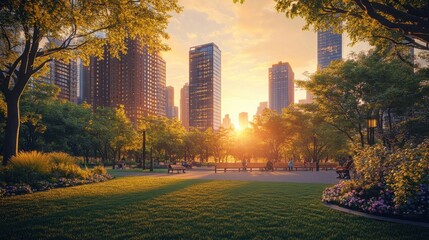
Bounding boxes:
367 118 377 146
142 129 146 170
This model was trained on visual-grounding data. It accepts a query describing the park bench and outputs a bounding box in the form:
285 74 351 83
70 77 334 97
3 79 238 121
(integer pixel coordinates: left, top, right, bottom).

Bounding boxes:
293 162 314 171
214 163 244 173
247 163 267 172
168 164 186 174
336 160 354 179
319 162 339 170
273 162 288 171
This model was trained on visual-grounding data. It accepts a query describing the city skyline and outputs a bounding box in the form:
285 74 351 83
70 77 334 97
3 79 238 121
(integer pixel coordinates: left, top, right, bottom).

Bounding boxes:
163 0 370 127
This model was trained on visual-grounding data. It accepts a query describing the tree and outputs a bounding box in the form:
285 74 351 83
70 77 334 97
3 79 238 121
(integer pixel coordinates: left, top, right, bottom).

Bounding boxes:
235 0 428 59
252 109 292 162
19 81 60 151
284 107 348 170
0 0 181 164
301 51 426 148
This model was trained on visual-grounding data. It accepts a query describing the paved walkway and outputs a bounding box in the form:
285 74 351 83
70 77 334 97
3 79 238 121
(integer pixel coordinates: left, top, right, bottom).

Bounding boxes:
113 168 339 184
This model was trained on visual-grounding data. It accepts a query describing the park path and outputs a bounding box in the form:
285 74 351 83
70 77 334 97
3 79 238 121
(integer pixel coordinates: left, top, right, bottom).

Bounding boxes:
113 168 339 184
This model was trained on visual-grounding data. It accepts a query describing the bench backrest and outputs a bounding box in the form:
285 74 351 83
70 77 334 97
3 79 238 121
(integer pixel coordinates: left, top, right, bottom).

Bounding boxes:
247 163 266 168
169 164 185 169
215 163 243 168
273 162 288 168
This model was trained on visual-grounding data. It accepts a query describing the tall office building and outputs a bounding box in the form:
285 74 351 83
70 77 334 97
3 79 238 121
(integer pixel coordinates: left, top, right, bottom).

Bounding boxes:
41 59 78 103
156 57 167 117
239 112 249 130
256 101 268 115
222 114 232 129
317 29 342 69
180 83 189 130
269 61 294 113
83 39 166 123
165 86 175 118
189 43 221 131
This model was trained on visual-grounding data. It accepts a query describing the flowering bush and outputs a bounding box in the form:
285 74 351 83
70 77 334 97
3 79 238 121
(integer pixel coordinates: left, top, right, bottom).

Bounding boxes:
323 140 429 219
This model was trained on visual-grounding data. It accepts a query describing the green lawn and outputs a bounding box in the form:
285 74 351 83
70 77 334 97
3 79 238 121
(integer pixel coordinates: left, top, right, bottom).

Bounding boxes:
0 177 427 240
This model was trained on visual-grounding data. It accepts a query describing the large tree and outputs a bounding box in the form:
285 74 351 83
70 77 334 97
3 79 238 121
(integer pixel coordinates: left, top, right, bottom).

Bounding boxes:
301 51 426 148
235 0 429 57
0 0 181 164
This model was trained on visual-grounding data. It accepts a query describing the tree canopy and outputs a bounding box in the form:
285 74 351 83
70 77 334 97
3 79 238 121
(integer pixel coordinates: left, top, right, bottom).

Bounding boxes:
0 0 182 164
235 0 429 58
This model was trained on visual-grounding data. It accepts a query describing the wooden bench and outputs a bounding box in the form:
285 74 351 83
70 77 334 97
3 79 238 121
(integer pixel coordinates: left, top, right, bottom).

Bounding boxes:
247 163 267 172
273 162 289 171
168 164 186 173
319 162 339 170
293 162 314 171
215 163 244 173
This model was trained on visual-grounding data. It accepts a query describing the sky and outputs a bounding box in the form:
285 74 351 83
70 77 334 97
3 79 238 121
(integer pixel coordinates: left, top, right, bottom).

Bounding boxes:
163 0 370 128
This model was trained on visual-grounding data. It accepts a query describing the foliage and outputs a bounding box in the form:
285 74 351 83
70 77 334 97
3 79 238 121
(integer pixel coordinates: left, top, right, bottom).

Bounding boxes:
91 166 107 175
236 0 429 57
0 0 182 163
47 152 80 166
0 177 427 239
3 151 51 184
301 51 428 148
323 140 429 218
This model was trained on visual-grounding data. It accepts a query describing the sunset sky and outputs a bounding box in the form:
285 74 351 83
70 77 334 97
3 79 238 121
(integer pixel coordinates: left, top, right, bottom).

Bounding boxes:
163 0 370 128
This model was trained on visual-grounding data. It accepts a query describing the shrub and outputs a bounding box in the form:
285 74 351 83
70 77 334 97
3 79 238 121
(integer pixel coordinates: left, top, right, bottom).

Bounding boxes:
47 152 79 165
4 151 51 184
91 165 107 175
51 163 91 179
323 139 429 218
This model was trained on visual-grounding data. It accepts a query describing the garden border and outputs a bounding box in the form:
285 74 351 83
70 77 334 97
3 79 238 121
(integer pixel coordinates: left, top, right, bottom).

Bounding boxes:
324 203 429 228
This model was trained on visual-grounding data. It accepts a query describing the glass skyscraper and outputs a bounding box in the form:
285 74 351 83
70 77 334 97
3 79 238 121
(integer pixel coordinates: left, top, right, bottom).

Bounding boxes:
189 43 221 131
317 29 342 69
269 61 294 113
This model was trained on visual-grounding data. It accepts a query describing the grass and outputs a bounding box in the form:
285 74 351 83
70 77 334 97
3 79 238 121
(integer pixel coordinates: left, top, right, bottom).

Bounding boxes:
0 177 428 240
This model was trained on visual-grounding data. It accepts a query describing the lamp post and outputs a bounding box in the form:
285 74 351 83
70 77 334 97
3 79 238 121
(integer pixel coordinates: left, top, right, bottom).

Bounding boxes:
367 118 377 146
142 130 146 170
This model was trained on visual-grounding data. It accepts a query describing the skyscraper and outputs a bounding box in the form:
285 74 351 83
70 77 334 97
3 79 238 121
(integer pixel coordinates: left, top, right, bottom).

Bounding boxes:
189 43 221 131
256 101 268 115
269 61 294 113
222 114 232 129
317 29 342 69
239 112 249 130
165 86 175 118
180 83 189 130
83 39 165 123
41 59 78 103
155 56 167 117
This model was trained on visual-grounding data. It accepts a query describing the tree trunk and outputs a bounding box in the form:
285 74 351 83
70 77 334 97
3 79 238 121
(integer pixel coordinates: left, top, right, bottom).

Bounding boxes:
3 95 20 165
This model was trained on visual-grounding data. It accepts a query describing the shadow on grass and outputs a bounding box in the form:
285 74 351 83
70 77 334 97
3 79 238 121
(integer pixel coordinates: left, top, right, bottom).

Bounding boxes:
0 178 428 240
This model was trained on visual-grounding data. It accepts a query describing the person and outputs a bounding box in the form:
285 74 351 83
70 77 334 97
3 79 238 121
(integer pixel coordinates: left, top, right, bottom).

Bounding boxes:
265 160 273 171
288 158 294 171
242 159 248 171
336 156 353 179
119 157 126 169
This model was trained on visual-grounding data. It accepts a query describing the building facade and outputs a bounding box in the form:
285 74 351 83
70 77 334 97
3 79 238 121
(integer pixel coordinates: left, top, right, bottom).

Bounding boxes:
317 29 342 69
180 83 189 130
165 86 175 118
256 101 268 116
41 59 78 103
269 61 294 113
189 43 221 131
239 112 249 130
222 114 232 129
82 39 166 123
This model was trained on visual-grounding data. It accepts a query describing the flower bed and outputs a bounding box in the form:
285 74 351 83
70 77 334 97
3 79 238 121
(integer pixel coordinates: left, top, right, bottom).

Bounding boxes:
0 151 114 197
322 140 429 221
0 174 113 197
